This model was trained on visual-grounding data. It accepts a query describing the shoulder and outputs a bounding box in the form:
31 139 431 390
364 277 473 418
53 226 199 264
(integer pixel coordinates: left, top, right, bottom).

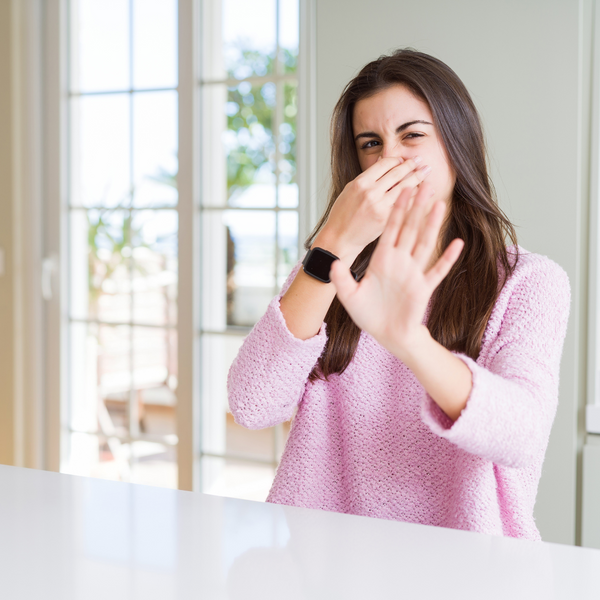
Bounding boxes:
500 244 571 305
479 245 571 352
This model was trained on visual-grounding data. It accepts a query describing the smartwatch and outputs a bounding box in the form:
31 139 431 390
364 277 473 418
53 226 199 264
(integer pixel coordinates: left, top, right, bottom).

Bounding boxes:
302 247 338 283
302 247 358 283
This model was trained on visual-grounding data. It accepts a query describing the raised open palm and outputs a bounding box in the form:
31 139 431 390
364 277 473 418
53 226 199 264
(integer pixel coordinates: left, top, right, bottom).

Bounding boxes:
329 181 464 358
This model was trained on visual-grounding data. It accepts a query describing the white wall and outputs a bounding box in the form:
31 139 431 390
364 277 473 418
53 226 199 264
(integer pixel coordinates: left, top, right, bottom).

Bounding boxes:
314 0 591 545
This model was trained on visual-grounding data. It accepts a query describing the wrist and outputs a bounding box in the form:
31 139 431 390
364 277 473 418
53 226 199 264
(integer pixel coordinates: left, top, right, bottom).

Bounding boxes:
391 325 433 367
312 232 361 268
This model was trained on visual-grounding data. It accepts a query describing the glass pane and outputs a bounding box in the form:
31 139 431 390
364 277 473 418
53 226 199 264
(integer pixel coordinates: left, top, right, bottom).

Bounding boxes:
131 210 178 326
201 85 228 207
131 441 178 489
71 95 131 208
133 91 178 207
277 211 298 287
226 83 276 207
70 321 132 438
201 212 228 331
203 456 276 502
202 334 244 458
133 0 178 90
69 321 102 433
279 0 299 73
70 210 90 321
71 209 132 323
223 0 276 79
71 0 130 93
98 324 133 435
65 432 131 482
278 82 298 207
132 327 177 436
226 419 292 462
225 210 276 327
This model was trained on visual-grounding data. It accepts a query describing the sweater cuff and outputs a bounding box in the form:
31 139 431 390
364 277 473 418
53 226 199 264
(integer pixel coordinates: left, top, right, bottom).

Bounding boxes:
420 352 479 440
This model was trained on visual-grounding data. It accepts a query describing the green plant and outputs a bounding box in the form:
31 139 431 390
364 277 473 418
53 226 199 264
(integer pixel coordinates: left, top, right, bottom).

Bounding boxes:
225 46 298 200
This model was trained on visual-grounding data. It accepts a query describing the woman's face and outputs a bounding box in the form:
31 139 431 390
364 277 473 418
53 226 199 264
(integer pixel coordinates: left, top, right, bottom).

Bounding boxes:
352 84 456 207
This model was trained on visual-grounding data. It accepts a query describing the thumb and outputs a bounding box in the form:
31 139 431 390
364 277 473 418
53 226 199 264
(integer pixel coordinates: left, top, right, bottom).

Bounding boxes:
329 259 359 306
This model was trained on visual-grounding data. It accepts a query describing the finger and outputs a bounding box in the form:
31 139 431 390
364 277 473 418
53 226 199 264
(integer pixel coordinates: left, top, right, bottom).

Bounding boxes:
377 155 404 165
387 165 431 195
395 182 436 251
384 169 431 210
375 157 425 192
424 238 465 291
412 200 446 267
379 186 413 247
404 185 420 212
330 260 361 311
359 156 404 183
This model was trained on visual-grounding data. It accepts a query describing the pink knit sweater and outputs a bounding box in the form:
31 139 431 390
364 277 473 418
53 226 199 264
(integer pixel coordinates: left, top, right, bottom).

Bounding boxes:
227 245 570 540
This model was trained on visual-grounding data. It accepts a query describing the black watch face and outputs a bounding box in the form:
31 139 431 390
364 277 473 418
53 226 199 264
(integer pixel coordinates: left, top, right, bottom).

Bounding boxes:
304 249 336 282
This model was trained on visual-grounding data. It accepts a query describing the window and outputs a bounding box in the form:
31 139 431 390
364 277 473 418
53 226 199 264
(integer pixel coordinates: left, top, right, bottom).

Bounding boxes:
199 0 300 499
59 0 304 498
65 0 179 486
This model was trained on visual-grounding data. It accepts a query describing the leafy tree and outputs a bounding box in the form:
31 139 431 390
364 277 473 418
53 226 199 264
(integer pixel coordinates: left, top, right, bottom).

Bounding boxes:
225 45 297 201
86 44 298 316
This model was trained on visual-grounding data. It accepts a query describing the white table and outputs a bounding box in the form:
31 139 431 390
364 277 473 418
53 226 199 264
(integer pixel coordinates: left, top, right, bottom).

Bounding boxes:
1 465 599 599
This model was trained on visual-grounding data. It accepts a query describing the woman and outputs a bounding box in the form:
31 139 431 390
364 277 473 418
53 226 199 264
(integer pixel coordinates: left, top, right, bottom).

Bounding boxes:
227 49 571 540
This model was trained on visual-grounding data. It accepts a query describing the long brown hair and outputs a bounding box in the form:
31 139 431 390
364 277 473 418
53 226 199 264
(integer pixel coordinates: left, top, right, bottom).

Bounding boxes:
308 48 518 381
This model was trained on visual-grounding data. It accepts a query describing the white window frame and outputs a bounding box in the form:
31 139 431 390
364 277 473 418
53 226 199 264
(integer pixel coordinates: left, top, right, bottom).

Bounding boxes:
41 0 317 490
44 0 70 472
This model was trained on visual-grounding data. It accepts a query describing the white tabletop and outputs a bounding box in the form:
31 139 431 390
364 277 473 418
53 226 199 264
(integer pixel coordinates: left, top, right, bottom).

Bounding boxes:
1 465 599 599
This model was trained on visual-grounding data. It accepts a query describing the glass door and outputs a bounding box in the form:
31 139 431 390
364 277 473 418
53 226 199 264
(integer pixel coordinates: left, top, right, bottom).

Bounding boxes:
65 0 179 487
199 0 300 499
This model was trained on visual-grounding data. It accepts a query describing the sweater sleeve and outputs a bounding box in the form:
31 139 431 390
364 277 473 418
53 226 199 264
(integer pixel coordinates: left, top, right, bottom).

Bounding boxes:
420 255 571 469
227 260 328 430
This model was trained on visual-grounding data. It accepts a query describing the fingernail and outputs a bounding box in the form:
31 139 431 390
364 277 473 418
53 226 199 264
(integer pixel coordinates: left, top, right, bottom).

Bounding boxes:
421 165 432 175
413 155 422 164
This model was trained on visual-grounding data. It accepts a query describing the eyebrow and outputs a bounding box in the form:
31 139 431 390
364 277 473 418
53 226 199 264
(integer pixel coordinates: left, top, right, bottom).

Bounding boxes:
354 120 433 142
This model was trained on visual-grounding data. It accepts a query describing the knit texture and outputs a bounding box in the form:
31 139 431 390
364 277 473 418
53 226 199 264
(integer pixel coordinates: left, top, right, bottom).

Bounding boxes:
227 245 571 540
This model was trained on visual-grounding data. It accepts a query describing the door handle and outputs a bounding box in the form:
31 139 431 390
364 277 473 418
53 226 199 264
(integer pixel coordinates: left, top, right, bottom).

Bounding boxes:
42 255 57 301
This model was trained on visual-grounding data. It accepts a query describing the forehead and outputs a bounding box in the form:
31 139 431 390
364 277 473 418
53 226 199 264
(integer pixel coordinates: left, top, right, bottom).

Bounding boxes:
352 85 433 132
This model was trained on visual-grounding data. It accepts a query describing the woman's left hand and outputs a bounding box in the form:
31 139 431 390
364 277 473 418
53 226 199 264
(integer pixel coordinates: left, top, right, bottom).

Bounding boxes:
329 181 464 361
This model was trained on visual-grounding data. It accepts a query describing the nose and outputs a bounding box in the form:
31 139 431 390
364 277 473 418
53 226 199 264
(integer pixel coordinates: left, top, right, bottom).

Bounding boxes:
380 141 406 161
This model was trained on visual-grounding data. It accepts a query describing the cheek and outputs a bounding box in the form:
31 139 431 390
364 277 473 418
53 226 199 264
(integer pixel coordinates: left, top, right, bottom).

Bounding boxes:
426 162 455 202
434 163 453 187
433 145 455 189
359 154 377 172
430 155 455 192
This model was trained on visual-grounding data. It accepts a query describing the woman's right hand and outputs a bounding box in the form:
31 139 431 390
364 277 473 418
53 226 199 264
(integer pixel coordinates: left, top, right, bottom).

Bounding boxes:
279 156 430 341
314 156 431 264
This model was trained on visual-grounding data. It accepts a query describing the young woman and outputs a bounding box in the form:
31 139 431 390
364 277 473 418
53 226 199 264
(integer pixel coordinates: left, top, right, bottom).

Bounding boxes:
227 49 571 540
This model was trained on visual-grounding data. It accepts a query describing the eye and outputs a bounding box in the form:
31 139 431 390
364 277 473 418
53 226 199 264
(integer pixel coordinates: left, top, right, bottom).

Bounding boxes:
360 139 380 149
404 132 424 140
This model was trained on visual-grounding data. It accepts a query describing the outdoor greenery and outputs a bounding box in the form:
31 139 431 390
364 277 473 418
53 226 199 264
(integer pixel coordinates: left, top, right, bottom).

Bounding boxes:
87 44 298 303
225 46 297 201
87 172 176 304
